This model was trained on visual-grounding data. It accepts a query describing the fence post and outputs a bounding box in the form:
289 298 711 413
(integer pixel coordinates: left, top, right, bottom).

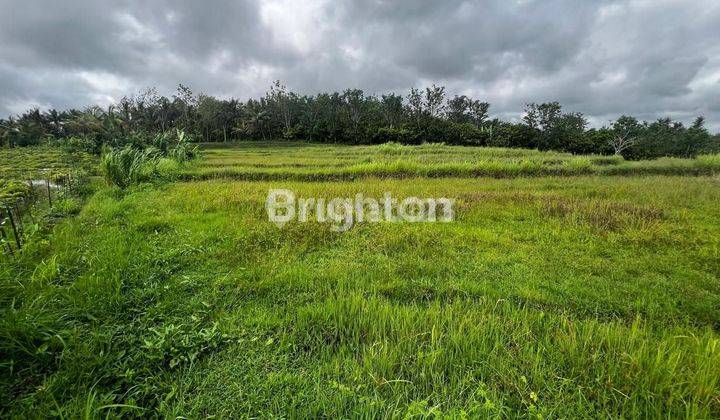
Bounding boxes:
0 224 14 256
23 196 34 221
13 201 24 235
46 179 53 207
5 205 21 250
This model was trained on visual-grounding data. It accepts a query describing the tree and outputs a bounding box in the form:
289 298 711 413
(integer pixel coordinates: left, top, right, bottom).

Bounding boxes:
468 100 490 126
610 115 641 155
555 112 590 154
342 89 366 141
268 80 295 134
173 84 197 135
682 116 715 156
406 88 423 124
424 84 446 118
447 95 489 126
217 99 240 142
196 94 223 141
240 99 270 140
3 81 717 156
446 95 472 124
380 94 403 127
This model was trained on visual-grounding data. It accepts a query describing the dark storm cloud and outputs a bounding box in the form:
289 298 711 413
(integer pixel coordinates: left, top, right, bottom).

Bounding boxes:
1 0 719 130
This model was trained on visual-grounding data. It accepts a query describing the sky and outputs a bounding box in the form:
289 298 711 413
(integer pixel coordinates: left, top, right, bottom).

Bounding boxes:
1 0 719 131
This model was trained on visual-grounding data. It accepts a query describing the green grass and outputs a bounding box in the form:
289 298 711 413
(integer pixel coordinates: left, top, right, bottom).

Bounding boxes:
2 143 720 417
0 146 96 181
183 142 720 181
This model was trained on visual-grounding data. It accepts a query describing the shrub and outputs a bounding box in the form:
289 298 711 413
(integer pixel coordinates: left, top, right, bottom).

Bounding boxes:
50 198 82 216
696 153 720 173
100 147 154 189
486 123 536 148
446 122 486 145
371 127 420 145
151 131 172 155
168 130 199 162
60 136 97 154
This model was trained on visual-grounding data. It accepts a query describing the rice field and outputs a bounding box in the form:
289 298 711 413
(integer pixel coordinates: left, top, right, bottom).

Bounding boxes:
0 146 96 181
1 143 720 417
184 142 720 181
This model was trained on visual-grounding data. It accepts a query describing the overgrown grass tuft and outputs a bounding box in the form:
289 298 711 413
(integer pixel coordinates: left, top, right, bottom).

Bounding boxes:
696 153 720 173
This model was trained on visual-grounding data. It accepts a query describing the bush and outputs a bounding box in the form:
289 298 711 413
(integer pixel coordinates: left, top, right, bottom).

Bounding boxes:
60 136 97 154
151 131 172 155
100 147 155 189
371 127 420 145
486 123 535 149
168 130 198 162
147 130 198 162
50 198 82 216
446 122 486 145
696 153 720 173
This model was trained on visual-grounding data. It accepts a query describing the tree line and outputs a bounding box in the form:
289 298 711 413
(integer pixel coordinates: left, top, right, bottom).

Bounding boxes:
1 81 718 159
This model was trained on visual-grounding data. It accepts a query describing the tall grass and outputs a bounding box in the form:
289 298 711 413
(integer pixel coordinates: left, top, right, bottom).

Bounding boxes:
3 142 720 417
184 143 720 181
696 153 720 173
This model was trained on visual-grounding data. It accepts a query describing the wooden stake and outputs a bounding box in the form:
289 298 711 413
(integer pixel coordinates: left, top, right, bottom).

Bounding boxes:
23 196 34 221
0 225 14 257
46 179 52 207
13 202 23 235
5 205 21 250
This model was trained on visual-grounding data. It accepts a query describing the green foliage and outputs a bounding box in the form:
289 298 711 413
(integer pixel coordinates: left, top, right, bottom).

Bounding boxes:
696 153 720 172
2 157 720 416
0 146 97 181
99 130 198 188
142 322 228 369
183 142 720 181
622 117 720 159
0 179 31 205
148 130 198 162
371 127 419 145
3 83 717 159
167 130 198 162
3 144 720 417
446 122 486 145
60 136 97 154
100 147 154 189
49 197 82 216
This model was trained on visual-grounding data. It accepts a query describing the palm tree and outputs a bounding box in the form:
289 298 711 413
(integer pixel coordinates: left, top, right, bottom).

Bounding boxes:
45 109 64 137
243 100 270 140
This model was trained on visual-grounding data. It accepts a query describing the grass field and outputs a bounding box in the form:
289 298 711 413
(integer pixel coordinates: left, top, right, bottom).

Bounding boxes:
185 142 720 181
0 146 96 181
2 143 720 417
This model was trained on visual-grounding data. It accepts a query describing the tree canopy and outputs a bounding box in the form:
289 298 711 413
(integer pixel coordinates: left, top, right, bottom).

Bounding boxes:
1 82 717 159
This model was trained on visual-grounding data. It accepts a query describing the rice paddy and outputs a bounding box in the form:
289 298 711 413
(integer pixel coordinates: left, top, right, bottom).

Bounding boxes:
1 143 719 417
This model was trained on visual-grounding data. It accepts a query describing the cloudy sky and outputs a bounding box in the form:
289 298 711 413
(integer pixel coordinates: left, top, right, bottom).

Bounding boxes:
1 0 719 130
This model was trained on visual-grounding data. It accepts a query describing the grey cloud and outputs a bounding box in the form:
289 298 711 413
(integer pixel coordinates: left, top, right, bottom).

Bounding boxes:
0 0 718 130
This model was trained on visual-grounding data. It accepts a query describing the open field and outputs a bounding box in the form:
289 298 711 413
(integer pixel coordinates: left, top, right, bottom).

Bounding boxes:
2 143 720 417
1 147 97 246
0 146 96 181
184 142 720 181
